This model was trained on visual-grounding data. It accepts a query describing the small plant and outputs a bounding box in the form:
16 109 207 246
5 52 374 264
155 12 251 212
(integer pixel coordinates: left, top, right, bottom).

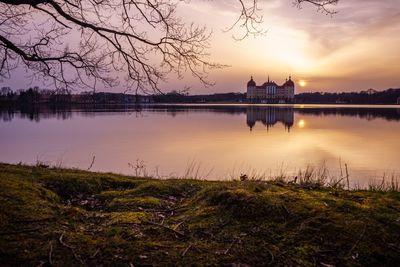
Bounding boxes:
181 159 214 180
35 156 49 168
128 159 148 177
369 173 400 192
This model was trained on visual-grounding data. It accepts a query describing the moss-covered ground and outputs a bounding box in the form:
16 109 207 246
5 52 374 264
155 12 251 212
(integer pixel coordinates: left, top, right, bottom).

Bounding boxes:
0 163 399 266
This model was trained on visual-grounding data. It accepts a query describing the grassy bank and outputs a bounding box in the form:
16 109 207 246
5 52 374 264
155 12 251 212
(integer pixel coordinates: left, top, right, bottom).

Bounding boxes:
0 163 399 266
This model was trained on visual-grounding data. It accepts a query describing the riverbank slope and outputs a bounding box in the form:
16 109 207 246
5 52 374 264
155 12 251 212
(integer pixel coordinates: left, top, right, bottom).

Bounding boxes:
0 163 399 266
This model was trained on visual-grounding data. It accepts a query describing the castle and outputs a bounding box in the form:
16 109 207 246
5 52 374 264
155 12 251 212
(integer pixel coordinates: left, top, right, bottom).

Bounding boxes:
247 75 295 102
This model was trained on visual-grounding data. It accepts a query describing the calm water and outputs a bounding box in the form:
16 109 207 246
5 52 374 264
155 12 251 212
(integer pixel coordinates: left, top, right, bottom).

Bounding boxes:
1 104 400 186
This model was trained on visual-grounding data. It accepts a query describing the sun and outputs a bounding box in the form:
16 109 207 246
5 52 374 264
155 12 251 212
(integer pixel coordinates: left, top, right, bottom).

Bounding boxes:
298 119 306 128
298 80 307 87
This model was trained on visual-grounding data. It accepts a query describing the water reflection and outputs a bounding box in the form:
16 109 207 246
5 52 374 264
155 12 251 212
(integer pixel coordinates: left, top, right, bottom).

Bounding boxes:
246 107 294 131
2 105 400 127
0 106 73 122
296 107 400 122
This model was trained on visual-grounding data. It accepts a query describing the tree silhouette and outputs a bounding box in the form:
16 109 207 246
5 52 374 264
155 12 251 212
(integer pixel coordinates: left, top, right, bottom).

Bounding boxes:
0 0 338 92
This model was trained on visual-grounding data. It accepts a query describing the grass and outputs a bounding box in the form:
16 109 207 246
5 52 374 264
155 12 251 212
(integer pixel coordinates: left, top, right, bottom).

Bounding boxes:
0 163 399 266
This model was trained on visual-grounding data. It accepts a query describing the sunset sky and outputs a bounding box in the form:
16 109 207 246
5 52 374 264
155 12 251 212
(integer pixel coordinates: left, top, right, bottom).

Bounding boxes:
3 0 400 94
168 0 400 94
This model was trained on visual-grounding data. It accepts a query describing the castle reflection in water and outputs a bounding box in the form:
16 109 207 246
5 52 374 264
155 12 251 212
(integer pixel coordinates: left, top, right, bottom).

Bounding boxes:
246 107 294 131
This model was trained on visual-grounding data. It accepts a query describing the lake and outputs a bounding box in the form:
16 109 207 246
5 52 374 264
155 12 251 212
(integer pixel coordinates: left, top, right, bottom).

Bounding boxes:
1 104 399 186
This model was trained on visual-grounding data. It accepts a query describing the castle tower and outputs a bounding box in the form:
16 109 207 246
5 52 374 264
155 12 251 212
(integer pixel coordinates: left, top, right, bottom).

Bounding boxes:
247 76 256 100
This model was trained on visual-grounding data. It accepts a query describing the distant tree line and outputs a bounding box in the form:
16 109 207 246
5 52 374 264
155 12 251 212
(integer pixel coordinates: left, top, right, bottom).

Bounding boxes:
152 88 400 104
0 87 153 105
1 87 400 105
295 88 400 104
0 86 73 105
152 91 246 103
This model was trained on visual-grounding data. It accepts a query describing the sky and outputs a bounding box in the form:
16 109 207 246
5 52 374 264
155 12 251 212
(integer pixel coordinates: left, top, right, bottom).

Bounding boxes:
165 0 400 94
2 0 400 94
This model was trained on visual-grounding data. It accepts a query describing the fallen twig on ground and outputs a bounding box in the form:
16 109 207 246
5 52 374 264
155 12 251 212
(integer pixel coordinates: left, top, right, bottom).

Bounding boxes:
181 243 192 257
90 248 100 258
266 247 274 264
348 224 367 256
59 233 85 265
143 220 185 237
48 242 54 266
173 221 184 231
224 238 238 255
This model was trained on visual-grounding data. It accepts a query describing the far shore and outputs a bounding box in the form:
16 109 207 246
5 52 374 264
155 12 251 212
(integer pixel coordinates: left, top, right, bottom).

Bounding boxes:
1 86 400 106
1 101 400 107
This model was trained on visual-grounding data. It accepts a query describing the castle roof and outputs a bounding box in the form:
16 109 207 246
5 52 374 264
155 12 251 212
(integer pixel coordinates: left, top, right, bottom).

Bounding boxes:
263 81 277 86
247 76 256 87
284 76 294 87
247 75 295 88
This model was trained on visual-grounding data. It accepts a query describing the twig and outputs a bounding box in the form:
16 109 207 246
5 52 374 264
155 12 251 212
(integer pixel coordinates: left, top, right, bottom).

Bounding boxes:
90 248 100 258
345 163 350 190
332 177 345 188
348 224 367 256
59 233 85 265
266 247 274 264
140 206 188 213
48 242 54 266
181 243 192 257
59 233 74 249
173 221 184 231
143 220 185 237
224 238 238 255
387 243 400 253
339 157 343 177
87 156 95 170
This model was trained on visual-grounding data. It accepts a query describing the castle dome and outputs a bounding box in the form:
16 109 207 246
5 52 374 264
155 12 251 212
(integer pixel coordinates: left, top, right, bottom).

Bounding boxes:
247 76 256 87
285 76 295 87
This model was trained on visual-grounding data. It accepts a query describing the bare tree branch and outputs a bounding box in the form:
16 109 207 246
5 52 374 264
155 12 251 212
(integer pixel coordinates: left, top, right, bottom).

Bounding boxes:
295 0 338 14
0 0 338 92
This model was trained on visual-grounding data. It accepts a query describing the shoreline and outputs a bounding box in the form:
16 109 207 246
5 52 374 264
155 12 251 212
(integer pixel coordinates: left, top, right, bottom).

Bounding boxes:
1 102 400 107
